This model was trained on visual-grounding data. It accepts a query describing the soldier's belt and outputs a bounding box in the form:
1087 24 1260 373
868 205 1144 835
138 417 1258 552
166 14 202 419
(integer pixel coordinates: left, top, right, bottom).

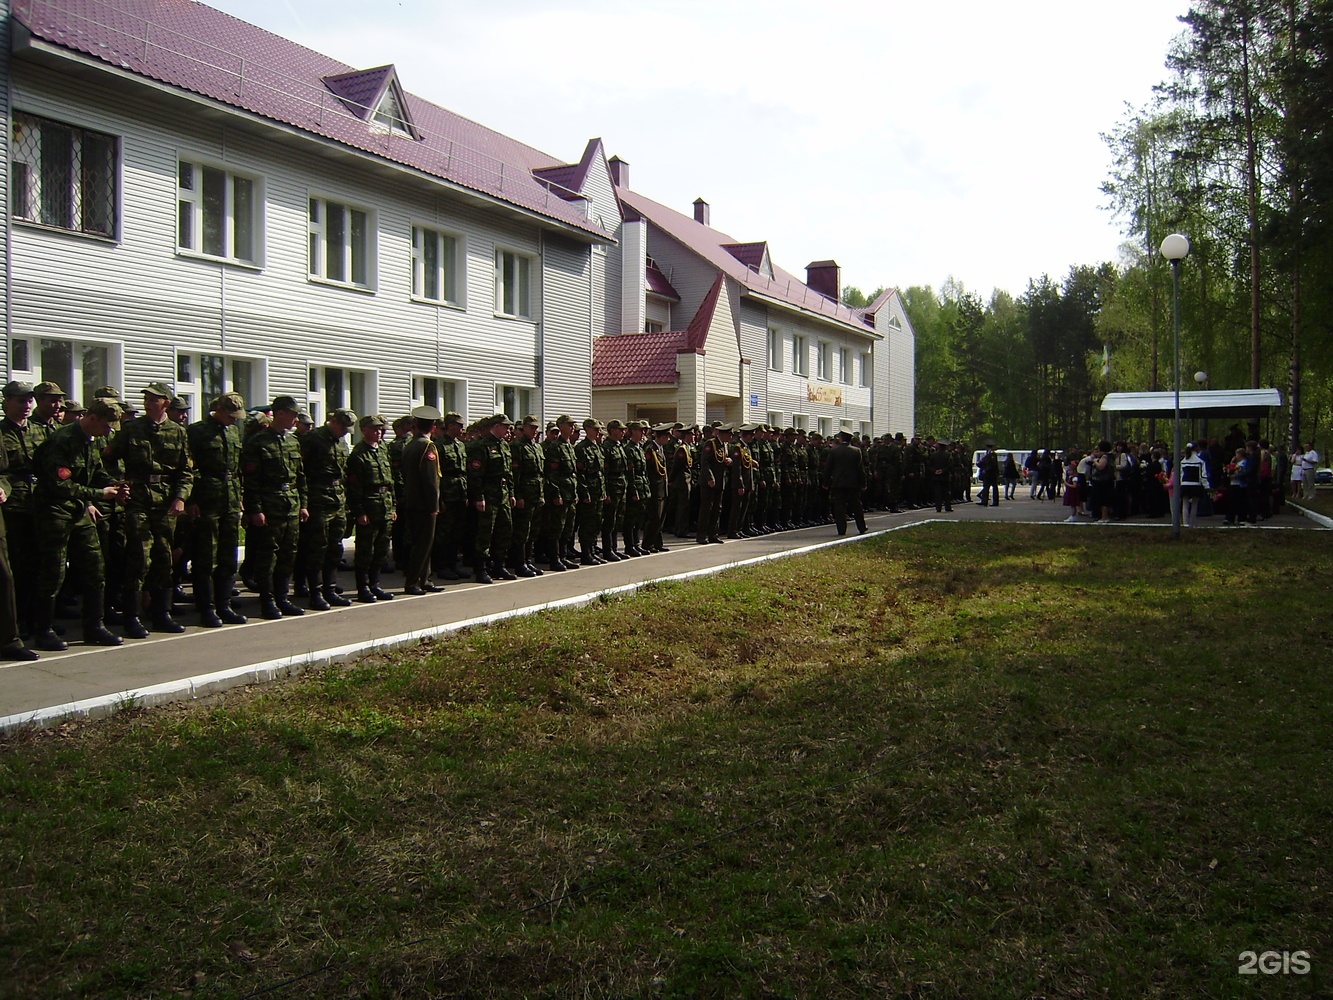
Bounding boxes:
130 475 166 484
311 476 342 487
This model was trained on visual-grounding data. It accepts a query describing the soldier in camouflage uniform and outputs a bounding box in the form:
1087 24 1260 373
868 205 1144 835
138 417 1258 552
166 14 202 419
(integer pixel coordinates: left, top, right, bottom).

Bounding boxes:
507 414 546 576
427 412 467 581
600 419 630 561
467 414 516 584
31 398 129 650
400 406 442 596
575 418 607 565
346 414 396 602
299 407 356 611
184 392 248 628
542 415 579 572
242 395 309 619
696 423 732 544
643 423 671 553
669 424 694 538
387 414 412 574
106 383 195 638
1 381 45 637
621 421 650 556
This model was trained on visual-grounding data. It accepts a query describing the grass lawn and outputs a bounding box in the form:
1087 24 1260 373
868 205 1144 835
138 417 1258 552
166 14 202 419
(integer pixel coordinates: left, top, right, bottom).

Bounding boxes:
1 523 1330 998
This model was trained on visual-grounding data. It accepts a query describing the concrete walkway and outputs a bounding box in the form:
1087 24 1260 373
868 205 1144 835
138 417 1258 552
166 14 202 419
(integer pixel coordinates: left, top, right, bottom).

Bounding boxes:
1 496 1320 733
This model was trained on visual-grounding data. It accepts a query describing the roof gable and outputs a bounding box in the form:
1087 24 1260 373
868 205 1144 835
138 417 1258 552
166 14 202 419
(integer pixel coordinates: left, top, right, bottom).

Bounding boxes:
533 136 612 201
722 241 773 279
323 64 417 138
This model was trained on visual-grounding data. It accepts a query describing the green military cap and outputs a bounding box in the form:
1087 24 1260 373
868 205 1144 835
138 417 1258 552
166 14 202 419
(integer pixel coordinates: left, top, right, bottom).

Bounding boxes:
392 415 413 431
555 414 576 427
169 396 189 412
142 382 172 399
606 418 625 430
583 417 603 430
93 385 121 400
2 380 34 397
359 413 386 429
330 407 357 428
522 414 542 428
34 381 66 397
270 395 300 413
546 421 558 432
85 397 124 423
894 432 906 441
296 411 314 426
442 411 464 427
211 392 245 413
491 413 514 427
410 405 442 421
63 398 86 414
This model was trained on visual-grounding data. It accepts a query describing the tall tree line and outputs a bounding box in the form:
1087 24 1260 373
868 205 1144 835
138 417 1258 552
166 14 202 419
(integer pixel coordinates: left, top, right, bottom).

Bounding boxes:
893 1 1333 450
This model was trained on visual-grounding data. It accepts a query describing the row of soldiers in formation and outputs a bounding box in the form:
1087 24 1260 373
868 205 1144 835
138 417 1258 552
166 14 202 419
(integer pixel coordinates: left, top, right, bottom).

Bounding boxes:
0 375 949 656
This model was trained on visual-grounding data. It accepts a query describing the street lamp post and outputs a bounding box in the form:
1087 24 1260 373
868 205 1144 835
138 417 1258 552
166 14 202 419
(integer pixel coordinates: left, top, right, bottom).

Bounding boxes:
1160 233 1190 540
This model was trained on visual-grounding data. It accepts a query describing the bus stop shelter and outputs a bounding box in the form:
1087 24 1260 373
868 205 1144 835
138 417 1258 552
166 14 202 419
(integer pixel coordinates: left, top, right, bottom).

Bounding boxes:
1100 388 1284 440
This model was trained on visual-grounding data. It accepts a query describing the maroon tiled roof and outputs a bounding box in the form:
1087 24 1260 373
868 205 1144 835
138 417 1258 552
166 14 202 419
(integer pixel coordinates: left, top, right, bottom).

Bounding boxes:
323 65 396 119
684 274 724 352
722 241 768 272
12 0 611 240
593 330 684 387
533 137 604 201
645 261 680 301
618 188 874 336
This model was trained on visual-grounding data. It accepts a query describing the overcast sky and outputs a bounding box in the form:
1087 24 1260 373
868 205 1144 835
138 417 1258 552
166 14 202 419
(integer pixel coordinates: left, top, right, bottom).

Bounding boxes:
207 0 1188 301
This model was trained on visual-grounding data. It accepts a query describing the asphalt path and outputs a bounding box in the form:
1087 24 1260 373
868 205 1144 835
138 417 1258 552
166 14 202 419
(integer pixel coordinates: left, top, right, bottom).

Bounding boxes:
1 495 1322 733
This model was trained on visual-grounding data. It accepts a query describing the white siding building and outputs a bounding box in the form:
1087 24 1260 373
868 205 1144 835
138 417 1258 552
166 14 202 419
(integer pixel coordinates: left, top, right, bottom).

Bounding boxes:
2 0 615 423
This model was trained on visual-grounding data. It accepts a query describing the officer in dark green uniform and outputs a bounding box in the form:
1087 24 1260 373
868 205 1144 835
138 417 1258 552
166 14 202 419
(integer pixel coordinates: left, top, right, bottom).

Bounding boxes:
299 407 356 610
507 414 546 576
106 382 194 638
1 381 45 637
432 411 469 581
601 418 630 561
0 389 39 659
387 414 412 573
185 391 247 627
542 414 579 572
696 423 732 544
670 424 694 538
346 414 396 603
242 395 309 619
467 414 515 584
575 418 607 564
31 398 129 650
643 423 671 553
400 406 442 595
728 424 759 537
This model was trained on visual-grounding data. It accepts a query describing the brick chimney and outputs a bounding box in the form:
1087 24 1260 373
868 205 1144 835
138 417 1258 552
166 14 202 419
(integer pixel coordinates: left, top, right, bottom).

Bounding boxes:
693 198 710 226
806 260 841 301
608 155 628 188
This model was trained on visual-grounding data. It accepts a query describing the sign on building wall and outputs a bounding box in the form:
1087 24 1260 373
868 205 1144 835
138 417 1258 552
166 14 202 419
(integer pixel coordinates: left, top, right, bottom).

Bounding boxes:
807 384 844 406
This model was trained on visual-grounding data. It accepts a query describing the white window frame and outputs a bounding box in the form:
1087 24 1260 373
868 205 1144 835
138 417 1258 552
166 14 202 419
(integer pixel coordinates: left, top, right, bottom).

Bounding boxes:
495 383 537 421
791 334 808 377
10 334 122 404
177 159 263 266
767 326 782 372
767 410 783 428
411 374 463 416
307 365 378 427
410 224 463 306
819 416 833 437
817 340 833 382
792 413 809 431
175 351 266 420
644 320 664 334
859 421 871 438
839 347 851 385
308 194 376 290
494 247 535 320
11 111 119 239
859 352 871 388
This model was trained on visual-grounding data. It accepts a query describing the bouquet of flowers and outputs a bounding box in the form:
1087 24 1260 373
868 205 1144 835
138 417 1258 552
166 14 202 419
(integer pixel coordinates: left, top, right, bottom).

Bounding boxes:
1224 462 1239 477
1155 471 1168 485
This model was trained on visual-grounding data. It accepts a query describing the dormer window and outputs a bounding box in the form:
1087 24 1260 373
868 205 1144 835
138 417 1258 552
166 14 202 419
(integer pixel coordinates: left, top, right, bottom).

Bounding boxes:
372 84 411 136
323 65 418 140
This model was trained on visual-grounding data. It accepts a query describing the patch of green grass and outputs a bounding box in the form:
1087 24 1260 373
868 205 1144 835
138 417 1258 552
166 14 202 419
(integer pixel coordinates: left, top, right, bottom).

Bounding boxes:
1 524 1330 997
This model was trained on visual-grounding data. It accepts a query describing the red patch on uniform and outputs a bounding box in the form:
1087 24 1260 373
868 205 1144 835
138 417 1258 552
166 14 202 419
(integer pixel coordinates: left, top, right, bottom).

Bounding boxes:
548 461 559 470
57 467 72 481
245 462 258 474
425 452 437 462
470 459 483 469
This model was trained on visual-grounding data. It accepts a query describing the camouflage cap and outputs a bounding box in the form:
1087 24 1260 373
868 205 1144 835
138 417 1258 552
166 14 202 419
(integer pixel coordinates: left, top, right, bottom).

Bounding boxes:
85 398 125 424
142 382 172 399
442 411 464 427
556 413 576 427
168 396 189 412
62 398 86 414
546 422 559 432
93 385 121 400
34 381 66 398
211 392 245 413
606 418 625 431
270 395 300 413
330 407 357 428
490 412 514 427
359 413 386 429
296 411 314 426
583 417 603 430
1 380 34 398
522 414 542 428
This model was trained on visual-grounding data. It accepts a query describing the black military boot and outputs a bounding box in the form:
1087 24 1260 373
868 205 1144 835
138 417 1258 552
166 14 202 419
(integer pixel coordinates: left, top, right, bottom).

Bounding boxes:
525 541 543 575
122 589 150 640
151 589 186 633
275 576 305 616
491 560 517 581
369 569 394 601
82 588 124 647
356 570 377 603
214 572 248 625
258 577 283 620
33 598 68 652
474 561 494 584
307 571 330 611
601 532 624 562
323 568 352 607
194 577 223 628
